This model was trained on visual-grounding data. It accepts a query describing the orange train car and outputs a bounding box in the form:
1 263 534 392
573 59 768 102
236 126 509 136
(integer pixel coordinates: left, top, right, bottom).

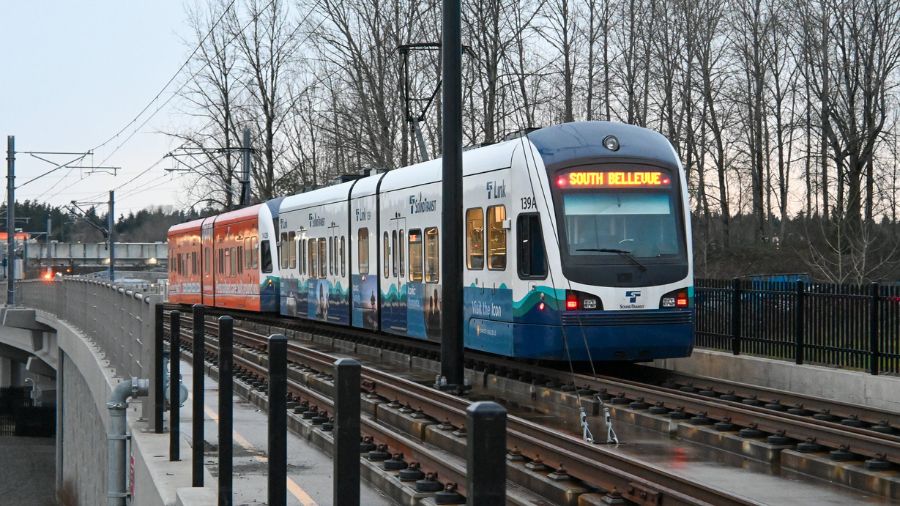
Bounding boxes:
167 200 281 312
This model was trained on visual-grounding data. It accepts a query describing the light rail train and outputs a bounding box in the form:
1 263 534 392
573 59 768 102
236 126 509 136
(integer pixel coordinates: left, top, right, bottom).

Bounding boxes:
168 121 694 361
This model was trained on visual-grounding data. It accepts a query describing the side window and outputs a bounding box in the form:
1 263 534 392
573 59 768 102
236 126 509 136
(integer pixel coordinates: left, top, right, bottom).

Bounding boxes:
466 208 484 270
250 237 259 269
218 249 224 275
425 227 439 283
204 248 211 275
300 238 306 274
237 246 244 274
358 228 369 275
231 247 238 275
517 214 548 279
340 236 346 277
328 236 333 275
224 248 231 275
392 230 398 277
244 238 251 268
399 230 405 277
309 239 317 278
318 238 327 279
487 205 507 270
288 232 296 269
279 232 287 269
408 229 423 282
261 240 273 274
383 232 390 278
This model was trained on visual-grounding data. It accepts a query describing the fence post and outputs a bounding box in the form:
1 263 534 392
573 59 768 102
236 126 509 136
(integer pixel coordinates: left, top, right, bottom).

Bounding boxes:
466 401 507 505
731 278 742 356
870 282 880 376
218 316 234 505
268 334 288 506
192 304 205 487
154 304 164 434
795 280 805 365
169 310 181 461
333 358 360 506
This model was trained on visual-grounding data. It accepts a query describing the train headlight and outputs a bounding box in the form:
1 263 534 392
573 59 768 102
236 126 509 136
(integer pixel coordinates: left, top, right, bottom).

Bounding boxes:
602 135 620 151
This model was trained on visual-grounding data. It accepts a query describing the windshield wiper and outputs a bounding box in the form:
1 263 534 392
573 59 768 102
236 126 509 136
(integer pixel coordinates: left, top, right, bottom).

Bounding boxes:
576 248 648 271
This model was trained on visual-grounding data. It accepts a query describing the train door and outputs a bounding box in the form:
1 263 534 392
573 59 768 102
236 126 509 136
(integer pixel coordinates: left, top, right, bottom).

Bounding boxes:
350 193 378 330
382 214 407 333
201 219 215 306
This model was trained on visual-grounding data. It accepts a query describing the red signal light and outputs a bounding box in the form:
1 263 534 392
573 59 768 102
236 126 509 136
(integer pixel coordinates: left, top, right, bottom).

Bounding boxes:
676 291 688 307
556 175 568 187
566 292 579 310
538 302 545 311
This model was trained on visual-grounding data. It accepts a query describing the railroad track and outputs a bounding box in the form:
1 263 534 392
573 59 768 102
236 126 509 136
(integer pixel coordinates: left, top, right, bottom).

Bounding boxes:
164 310 757 506
164 305 898 499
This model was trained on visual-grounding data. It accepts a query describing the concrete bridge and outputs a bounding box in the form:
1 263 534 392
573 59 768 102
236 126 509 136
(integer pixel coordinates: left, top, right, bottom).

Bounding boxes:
1 279 202 505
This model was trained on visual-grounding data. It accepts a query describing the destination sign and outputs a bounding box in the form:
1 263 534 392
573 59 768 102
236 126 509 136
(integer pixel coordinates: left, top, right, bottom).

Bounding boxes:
557 171 671 188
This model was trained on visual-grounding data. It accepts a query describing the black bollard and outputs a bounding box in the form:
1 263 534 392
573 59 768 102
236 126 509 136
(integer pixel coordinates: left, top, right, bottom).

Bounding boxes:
218 316 234 506
154 304 164 434
192 304 205 487
333 358 361 506
466 401 507 505
169 310 181 461
268 334 288 506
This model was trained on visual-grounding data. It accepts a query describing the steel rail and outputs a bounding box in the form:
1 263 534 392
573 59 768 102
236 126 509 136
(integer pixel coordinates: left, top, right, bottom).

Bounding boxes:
167 314 756 506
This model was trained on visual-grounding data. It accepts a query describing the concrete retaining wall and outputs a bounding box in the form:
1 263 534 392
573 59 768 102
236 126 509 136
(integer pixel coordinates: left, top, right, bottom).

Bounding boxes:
654 349 900 413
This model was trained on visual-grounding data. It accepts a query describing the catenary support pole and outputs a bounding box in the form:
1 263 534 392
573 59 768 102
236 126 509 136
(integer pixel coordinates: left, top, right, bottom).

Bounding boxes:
439 0 464 390
169 311 181 461
466 402 507 505
108 190 115 282
241 128 251 207
333 358 361 506
218 316 234 505
154 304 165 433
192 304 205 487
7 136 15 304
268 334 288 506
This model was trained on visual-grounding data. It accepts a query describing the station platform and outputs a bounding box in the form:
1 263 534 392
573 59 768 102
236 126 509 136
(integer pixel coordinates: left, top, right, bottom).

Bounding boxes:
176 361 394 506
653 349 900 412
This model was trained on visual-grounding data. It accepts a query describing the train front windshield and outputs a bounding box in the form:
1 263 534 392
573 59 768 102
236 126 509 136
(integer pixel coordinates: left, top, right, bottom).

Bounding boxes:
554 168 688 286
563 193 680 258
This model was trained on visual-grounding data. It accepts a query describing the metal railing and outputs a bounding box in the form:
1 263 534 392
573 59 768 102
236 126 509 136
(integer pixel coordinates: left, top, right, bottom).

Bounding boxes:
17 278 161 380
695 278 900 375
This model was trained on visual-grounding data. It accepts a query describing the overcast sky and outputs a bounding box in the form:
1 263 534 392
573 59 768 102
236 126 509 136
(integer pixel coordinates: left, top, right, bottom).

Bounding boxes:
0 1 197 216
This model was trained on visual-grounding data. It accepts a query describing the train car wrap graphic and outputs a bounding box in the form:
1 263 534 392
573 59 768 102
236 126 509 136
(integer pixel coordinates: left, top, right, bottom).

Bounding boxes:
352 274 378 329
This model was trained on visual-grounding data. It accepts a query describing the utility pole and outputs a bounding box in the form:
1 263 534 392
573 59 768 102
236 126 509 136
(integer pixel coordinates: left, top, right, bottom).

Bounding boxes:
45 217 51 265
241 128 251 207
439 0 464 390
7 136 15 305
108 191 115 283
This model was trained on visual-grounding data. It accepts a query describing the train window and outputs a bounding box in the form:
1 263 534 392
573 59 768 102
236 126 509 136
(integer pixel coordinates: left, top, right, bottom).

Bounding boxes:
340 236 346 277
487 205 507 270
392 230 398 277
408 229 423 282
383 232 390 278
358 228 369 275
288 232 296 269
218 249 224 275
250 237 259 269
466 208 484 270
224 248 230 275
244 238 250 268
233 248 239 275
205 248 211 275
279 232 286 269
318 238 327 279
261 240 273 273
237 246 244 274
517 214 547 279
191 252 197 275
327 237 332 275
309 239 317 278
425 227 439 283
300 239 305 274
399 230 405 277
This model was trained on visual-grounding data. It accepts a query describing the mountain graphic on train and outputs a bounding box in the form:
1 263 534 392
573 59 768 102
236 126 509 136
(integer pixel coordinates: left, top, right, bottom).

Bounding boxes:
168 121 695 361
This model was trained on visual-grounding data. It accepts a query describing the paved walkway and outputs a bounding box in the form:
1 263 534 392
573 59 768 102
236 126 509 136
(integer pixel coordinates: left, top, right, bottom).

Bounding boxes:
177 361 394 506
0 435 55 506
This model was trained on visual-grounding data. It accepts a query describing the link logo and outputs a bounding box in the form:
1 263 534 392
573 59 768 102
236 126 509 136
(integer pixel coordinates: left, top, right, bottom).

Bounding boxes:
625 290 642 303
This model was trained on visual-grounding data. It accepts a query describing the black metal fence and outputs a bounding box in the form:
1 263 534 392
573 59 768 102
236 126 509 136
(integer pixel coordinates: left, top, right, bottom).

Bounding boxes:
695 279 900 375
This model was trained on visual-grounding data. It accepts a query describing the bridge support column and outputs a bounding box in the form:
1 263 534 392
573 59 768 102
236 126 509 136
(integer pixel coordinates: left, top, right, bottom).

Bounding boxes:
0 357 11 387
